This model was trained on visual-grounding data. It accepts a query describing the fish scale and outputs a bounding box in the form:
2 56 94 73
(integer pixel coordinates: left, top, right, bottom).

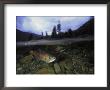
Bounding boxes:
30 50 56 63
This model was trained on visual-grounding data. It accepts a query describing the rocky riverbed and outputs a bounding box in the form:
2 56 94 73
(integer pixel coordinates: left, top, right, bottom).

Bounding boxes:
16 41 94 74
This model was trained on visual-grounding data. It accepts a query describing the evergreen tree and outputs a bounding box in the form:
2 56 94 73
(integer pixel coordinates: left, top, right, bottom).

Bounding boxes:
51 26 57 38
42 32 43 36
57 21 61 33
46 31 48 36
41 32 44 39
68 28 73 37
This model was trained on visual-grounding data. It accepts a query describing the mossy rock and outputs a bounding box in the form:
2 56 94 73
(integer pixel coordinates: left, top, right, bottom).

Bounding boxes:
19 55 33 64
54 63 61 74
36 68 49 74
48 66 55 74
59 61 66 74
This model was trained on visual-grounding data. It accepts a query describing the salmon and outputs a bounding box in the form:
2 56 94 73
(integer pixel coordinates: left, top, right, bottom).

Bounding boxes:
30 50 56 63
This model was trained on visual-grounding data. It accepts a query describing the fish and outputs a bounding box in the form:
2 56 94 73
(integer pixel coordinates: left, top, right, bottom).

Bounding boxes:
30 50 56 63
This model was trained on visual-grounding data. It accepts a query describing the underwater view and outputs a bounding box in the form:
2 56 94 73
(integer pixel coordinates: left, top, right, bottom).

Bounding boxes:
16 16 94 74
16 41 94 74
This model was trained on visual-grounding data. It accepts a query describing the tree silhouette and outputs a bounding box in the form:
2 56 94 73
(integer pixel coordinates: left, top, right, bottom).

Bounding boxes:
51 26 57 38
57 21 61 33
46 31 48 36
68 28 73 37
41 32 44 39
41 32 43 36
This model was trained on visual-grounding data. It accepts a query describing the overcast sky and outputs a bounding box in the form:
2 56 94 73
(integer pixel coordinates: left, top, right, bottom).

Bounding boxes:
16 16 93 36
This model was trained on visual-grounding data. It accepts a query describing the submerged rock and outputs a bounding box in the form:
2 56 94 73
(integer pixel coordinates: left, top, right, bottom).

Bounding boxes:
54 63 61 74
19 55 33 64
36 68 49 74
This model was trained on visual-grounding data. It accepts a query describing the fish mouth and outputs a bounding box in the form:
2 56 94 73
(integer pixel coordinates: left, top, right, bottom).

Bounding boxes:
48 57 56 63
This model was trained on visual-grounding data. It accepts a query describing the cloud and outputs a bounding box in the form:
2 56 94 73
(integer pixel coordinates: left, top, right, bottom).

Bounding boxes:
16 16 92 35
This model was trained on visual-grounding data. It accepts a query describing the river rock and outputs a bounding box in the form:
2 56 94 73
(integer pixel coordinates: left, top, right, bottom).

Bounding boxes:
54 63 61 74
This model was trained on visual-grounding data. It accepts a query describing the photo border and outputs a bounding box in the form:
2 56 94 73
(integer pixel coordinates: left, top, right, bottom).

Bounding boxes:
0 0 110 90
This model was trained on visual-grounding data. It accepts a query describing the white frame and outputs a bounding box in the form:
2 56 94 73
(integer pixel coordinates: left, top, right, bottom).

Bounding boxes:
5 4 107 87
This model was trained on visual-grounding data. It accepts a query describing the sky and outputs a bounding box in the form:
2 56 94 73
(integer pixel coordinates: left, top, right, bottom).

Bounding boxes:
16 16 93 36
